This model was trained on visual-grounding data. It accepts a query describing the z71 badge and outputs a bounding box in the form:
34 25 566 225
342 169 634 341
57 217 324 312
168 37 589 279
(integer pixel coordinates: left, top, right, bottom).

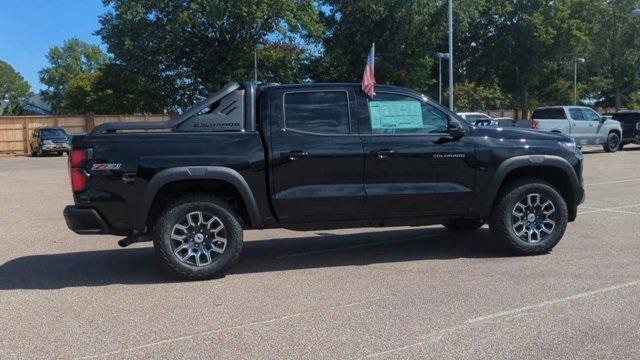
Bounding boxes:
91 163 122 171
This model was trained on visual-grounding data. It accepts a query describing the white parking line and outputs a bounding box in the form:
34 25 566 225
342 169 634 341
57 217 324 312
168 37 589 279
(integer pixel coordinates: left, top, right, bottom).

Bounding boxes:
359 279 640 359
77 296 395 359
585 178 640 187
578 203 640 215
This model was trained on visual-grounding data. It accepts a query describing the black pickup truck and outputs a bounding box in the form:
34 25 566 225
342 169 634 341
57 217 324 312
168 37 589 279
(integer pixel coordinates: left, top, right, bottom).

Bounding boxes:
64 82 585 280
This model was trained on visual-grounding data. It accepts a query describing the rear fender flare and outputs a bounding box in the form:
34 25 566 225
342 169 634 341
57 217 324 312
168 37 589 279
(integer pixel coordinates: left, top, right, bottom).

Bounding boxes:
134 166 261 230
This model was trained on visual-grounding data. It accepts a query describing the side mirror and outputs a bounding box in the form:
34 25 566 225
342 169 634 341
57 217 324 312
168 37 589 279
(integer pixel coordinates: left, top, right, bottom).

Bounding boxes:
449 121 466 140
600 116 607 123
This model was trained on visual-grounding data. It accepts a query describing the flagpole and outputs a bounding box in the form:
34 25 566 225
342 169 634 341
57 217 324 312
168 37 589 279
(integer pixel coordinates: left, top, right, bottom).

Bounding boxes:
372 42 376 96
448 0 454 111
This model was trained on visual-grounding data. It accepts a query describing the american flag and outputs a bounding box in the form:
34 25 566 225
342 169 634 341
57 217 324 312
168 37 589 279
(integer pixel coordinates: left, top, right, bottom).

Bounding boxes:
362 43 376 98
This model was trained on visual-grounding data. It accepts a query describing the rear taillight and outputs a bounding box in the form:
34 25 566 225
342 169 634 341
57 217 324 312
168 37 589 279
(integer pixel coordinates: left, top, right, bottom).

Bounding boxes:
69 149 89 192
70 149 88 168
531 119 540 129
70 168 87 192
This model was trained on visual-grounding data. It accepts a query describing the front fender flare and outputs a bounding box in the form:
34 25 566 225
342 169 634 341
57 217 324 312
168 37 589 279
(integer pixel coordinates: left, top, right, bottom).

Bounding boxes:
133 166 261 230
473 155 581 218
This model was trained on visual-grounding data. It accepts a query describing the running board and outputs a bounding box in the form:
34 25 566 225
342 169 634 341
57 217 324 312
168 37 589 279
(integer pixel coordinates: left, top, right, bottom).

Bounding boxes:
117 234 153 248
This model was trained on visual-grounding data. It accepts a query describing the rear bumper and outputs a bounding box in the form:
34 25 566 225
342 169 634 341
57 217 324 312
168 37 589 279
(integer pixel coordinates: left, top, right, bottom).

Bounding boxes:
63 206 109 234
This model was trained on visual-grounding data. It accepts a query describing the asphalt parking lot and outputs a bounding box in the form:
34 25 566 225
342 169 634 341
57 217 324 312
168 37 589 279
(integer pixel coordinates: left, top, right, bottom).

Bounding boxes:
1 147 640 359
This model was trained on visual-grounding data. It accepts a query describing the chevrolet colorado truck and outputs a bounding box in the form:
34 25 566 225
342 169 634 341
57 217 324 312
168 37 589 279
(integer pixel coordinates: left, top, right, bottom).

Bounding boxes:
64 82 585 280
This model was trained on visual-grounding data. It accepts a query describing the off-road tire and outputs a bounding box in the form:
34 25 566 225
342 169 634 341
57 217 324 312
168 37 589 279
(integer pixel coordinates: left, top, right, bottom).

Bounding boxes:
443 219 484 231
489 178 568 255
603 132 620 153
154 194 243 280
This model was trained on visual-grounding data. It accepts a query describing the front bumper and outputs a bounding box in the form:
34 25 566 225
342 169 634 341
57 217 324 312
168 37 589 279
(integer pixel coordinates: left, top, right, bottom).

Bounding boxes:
42 142 70 152
63 206 109 234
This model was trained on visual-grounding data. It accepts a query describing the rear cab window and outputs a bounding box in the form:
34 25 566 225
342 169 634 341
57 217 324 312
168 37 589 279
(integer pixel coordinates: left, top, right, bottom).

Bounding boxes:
366 93 449 135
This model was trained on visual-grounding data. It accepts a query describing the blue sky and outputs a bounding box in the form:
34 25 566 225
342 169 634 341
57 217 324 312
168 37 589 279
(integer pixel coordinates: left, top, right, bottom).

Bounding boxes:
0 0 107 91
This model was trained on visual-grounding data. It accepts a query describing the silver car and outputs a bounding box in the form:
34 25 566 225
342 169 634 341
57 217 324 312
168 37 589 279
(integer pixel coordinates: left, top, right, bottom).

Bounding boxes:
531 106 623 152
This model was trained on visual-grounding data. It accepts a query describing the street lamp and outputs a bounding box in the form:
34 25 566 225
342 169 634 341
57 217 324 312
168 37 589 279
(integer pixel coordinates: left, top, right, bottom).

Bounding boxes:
434 52 450 104
254 44 265 83
574 57 585 105
448 0 454 111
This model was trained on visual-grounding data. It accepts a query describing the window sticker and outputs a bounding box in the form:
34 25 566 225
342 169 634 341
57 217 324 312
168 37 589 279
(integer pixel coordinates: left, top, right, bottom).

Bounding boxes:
369 101 423 130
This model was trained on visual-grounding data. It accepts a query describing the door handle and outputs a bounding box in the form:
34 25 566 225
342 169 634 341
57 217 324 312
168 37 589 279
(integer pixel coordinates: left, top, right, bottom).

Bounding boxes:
122 173 136 184
372 149 396 159
281 150 310 161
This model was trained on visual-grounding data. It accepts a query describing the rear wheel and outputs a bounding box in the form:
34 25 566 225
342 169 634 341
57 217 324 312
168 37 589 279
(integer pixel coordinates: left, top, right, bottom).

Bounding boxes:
443 219 484 231
603 132 620 152
489 178 568 255
154 195 243 280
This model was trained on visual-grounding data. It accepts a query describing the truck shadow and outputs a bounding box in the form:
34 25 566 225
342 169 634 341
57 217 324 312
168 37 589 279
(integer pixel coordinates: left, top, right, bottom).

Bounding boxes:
0 227 506 290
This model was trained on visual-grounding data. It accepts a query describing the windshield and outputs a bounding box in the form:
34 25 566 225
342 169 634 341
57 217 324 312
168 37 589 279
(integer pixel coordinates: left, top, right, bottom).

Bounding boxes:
40 129 67 137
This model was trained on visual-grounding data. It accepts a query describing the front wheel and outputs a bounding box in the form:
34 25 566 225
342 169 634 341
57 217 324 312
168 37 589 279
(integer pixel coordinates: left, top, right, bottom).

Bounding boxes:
154 195 244 280
489 178 568 255
603 132 620 152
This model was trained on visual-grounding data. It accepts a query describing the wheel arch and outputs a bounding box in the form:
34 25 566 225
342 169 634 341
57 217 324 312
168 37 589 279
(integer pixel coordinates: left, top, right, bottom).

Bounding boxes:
134 167 262 231
476 156 581 221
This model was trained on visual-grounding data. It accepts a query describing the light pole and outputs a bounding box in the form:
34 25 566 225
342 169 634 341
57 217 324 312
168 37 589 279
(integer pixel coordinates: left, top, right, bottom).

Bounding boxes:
448 0 454 111
254 44 265 83
574 57 585 105
434 52 450 104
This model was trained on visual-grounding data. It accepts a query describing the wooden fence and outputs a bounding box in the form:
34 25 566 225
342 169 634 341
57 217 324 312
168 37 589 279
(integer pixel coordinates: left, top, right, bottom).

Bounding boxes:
0 113 170 154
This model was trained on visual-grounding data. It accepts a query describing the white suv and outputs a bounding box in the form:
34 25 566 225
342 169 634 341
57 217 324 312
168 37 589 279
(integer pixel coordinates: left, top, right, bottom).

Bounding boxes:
531 106 623 152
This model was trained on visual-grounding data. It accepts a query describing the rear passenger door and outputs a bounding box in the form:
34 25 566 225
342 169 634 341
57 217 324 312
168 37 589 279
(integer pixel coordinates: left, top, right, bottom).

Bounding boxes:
568 108 592 145
268 87 366 221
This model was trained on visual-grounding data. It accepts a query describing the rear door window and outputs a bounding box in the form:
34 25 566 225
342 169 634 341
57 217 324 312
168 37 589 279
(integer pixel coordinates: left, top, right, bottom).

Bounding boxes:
284 91 350 134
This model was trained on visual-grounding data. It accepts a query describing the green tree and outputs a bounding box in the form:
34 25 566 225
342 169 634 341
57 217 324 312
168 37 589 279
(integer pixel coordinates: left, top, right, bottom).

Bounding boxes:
98 0 324 111
315 1 440 93
459 0 601 116
63 63 165 114
0 60 31 115
453 80 511 111
39 38 107 114
585 0 640 110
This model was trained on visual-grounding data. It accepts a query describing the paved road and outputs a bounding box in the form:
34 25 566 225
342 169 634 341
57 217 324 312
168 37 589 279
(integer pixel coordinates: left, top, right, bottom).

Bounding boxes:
1 147 640 359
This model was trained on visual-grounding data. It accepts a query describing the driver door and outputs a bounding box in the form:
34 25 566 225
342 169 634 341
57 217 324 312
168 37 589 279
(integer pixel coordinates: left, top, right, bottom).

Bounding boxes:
357 92 476 216
568 107 593 145
581 108 604 144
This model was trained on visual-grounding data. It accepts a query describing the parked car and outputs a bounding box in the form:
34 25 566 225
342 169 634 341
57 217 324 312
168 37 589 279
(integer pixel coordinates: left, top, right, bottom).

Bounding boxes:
609 111 640 150
531 106 623 152
493 117 516 127
64 82 585 280
30 127 70 156
457 112 496 126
